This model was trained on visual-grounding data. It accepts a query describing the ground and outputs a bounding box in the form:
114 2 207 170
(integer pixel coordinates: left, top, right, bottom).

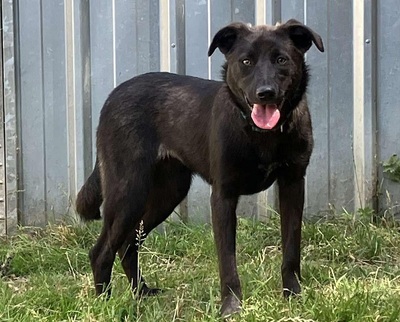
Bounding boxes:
1 211 400 321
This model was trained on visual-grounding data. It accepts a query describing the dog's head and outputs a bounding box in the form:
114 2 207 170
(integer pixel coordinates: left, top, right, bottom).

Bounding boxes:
208 19 324 131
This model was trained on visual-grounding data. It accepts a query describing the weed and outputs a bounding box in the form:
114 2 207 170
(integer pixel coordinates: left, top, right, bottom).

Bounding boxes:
383 154 400 183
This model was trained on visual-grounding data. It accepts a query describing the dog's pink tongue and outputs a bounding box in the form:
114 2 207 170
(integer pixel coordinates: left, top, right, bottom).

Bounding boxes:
251 104 280 130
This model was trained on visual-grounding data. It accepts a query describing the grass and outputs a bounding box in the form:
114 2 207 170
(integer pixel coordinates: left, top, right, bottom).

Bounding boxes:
1 212 400 321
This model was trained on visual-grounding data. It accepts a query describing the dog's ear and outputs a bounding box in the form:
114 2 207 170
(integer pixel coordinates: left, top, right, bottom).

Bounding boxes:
208 22 250 56
281 19 324 53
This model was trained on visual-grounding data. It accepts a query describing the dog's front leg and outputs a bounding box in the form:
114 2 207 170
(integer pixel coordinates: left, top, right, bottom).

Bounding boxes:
210 191 241 317
278 171 305 297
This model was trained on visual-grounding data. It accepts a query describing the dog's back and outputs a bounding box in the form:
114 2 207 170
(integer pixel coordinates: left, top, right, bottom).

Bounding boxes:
76 72 222 220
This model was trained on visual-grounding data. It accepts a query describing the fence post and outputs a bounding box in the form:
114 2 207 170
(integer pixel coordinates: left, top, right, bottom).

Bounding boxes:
0 2 5 235
1 0 18 234
65 0 93 211
353 0 378 211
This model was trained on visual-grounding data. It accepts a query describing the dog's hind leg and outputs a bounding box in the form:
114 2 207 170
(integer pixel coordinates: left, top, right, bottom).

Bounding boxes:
117 158 192 295
89 160 153 296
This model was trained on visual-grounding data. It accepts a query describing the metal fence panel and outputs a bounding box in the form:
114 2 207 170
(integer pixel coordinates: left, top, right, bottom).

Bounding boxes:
376 0 400 216
1 0 400 233
89 1 114 155
41 0 70 221
17 0 70 225
326 1 354 213
181 0 212 223
18 0 47 225
304 0 330 216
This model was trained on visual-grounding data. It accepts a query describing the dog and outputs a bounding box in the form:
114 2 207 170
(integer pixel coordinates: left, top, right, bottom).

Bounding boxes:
76 19 324 316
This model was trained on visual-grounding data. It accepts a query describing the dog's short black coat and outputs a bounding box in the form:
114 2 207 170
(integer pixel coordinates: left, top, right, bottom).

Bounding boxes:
76 19 324 316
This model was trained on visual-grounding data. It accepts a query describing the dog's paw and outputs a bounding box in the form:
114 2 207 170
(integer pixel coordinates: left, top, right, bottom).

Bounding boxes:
283 281 301 298
139 285 162 297
220 294 241 318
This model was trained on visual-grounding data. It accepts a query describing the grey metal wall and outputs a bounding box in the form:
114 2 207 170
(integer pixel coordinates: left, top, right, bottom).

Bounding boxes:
1 0 399 234
376 0 400 216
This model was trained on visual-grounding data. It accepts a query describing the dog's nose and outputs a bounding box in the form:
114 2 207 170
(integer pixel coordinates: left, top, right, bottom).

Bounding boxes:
256 86 277 100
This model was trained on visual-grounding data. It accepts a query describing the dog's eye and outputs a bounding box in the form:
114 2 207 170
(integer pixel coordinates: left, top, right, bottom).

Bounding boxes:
242 59 252 66
276 57 287 65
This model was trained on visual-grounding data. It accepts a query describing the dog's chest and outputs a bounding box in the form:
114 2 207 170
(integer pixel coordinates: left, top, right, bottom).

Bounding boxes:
255 152 285 182
228 147 286 195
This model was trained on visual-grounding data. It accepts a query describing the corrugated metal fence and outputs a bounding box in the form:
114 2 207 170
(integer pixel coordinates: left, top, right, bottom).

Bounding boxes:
1 0 399 234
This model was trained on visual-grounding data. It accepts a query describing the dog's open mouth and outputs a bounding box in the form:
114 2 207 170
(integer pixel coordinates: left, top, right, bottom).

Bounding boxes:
245 96 282 130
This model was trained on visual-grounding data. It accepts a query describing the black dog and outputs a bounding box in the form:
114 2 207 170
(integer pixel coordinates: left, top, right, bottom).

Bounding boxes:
76 19 324 316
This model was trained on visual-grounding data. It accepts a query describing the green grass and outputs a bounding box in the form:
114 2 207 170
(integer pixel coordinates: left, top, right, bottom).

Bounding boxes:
1 213 400 321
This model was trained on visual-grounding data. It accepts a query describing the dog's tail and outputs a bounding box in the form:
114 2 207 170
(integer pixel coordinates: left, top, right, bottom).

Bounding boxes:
75 157 103 221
